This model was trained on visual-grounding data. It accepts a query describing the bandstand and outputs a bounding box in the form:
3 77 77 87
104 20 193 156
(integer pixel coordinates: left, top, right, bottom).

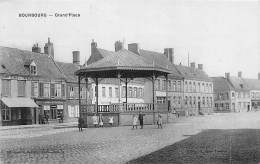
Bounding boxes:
75 49 172 127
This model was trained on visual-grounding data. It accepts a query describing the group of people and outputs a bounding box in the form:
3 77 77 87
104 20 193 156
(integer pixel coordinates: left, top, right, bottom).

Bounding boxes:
39 113 49 124
132 112 163 129
92 114 114 128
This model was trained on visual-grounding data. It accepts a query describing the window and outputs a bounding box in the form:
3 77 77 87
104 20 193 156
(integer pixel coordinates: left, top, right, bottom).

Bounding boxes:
55 84 61 97
232 92 235 97
226 103 229 110
193 96 196 105
31 82 38 97
185 96 188 105
43 83 50 97
2 108 11 121
198 83 201 92
189 96 192 106
129 87 132 98
17 80 26 97
50 84 55 97
206 97 209 107
157 79 161 90
210 97 213 107
109 87 112 98
189 82 192 92
2 79 11 97
61 84 65 97
102 87 106 98
39 83 44 97
209 84 212 93
30 65 37 75
185 81 188 92
115 87 119 98
157 97 166 104
193 82 196 92
202 83 205 92
178 96 181 104
202 97 205 106
133 87 137 98
80 87 86 99
122 86 126 98
69 86 74 98
162 80 166 90
177 81 181 91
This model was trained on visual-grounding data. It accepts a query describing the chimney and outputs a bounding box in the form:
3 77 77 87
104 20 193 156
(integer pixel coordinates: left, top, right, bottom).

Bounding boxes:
91 39 97 56
198 64 203 70
115 41 123 52
238 71 242 78
128 43 140 54
225 72 230 80
44 37 54 58
164 48 174 64
190 62 196 69
72 51 80 65
258 73 260 80
32 43 41 53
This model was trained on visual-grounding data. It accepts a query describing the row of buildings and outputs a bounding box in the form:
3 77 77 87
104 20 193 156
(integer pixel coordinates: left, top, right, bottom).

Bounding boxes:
0 38 259 126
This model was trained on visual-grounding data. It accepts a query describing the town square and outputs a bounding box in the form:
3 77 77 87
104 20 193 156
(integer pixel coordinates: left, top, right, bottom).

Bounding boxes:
0 0 260 163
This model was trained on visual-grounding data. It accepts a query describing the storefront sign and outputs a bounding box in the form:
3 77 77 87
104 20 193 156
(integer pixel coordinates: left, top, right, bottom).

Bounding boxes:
43 105 50 110
57 105 63 109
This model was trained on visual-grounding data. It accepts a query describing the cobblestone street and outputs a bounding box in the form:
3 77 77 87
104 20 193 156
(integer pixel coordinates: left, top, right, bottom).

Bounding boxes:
1 112 260 164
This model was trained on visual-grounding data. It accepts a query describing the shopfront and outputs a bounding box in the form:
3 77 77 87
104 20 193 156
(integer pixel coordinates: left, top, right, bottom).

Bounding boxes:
0 97 38 126
36 100 65 122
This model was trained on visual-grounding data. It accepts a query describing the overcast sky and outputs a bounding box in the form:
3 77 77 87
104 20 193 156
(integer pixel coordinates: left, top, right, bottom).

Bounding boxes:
0 0 259 78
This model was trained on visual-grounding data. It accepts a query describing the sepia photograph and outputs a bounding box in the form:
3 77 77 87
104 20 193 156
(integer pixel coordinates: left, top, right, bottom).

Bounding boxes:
0 0 260 163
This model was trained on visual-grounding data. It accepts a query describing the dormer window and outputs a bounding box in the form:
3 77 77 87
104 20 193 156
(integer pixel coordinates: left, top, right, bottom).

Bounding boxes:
30 61 37 75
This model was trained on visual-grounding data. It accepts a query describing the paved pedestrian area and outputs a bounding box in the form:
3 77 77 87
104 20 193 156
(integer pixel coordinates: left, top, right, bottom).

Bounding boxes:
1 112 260 163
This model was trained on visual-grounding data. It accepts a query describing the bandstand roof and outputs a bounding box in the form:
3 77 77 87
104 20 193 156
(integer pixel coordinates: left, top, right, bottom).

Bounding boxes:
75 49 172 78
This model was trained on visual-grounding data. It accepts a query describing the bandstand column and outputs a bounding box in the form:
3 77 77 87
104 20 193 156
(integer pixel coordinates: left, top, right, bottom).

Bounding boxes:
95 77 99 114
78 76 81 118
152 74 155 124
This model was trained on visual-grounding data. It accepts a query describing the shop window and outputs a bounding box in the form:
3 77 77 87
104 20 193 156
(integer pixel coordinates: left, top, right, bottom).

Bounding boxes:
2 108 11 121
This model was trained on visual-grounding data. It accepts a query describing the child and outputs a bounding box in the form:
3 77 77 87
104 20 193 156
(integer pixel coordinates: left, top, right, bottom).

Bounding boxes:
99 114 104 128
132 114 138 129
157 113 163 129
108 116 114 127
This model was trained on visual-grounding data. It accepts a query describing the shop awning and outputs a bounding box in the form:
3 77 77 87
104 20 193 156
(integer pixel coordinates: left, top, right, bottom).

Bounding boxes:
1 97 38 108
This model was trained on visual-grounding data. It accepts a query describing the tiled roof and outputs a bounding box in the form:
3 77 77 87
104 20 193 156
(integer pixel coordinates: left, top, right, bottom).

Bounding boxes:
175 65 212 82
228 76 250 91
212 77 234 92
86 49 163 70
139 49 182 79
241 78 260 90
86 48 114 65
0 46 65 80
56 62 79 82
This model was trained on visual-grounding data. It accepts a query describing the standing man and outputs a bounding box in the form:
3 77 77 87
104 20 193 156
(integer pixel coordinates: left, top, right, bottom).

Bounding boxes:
138 112 145 129
78 117 84 132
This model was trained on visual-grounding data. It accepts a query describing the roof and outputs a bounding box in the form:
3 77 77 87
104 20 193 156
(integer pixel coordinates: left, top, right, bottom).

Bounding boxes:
76 49 172 78
228 76 250 91
1 97 38 108
241 78 260 90
211 77 234 92
56 62 79 82
139 49 182 79
175 65 212 82
0 46 65 80
86 48 114 65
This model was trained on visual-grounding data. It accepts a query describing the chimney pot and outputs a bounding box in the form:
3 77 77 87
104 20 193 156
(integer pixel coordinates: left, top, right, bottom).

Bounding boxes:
114 41 123 52
32 43 41 53
238 71 242 78
225 72 230 79
164 48 174 64
198 64 203 70
190 62 196 69
44 38 54 58
128 43 140 54
73 51 80 65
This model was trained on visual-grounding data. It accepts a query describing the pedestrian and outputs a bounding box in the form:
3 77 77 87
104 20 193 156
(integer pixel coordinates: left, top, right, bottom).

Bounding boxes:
39 113 43 124
108 116 114 127
138 112 145 129
78 117 84 132
99 114 104 128
132 114 138 129
157 113 163 129
61 113 64 123
92 114 98 128
45 114 49 124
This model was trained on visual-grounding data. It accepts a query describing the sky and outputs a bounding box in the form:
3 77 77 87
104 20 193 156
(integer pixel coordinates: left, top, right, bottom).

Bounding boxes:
0 0 259 78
